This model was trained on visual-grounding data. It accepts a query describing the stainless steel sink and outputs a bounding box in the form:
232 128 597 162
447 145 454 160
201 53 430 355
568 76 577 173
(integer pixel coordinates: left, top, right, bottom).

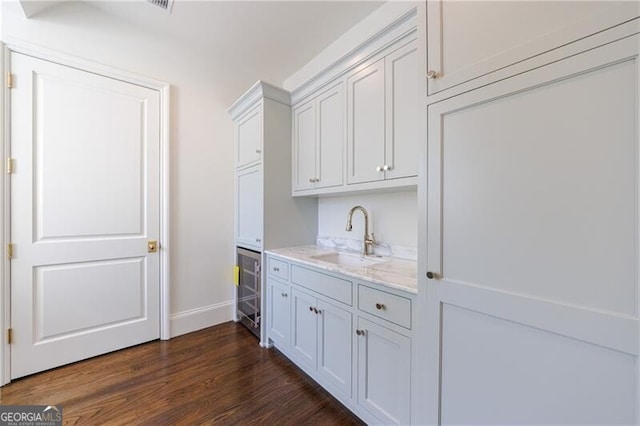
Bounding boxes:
312 252 386 268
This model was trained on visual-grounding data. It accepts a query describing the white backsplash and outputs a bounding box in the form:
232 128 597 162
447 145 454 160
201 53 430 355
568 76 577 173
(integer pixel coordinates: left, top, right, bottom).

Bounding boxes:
317 190 418 260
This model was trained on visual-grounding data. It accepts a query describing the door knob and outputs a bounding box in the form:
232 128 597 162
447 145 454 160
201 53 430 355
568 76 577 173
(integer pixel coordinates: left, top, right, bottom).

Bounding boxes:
147 240 158 253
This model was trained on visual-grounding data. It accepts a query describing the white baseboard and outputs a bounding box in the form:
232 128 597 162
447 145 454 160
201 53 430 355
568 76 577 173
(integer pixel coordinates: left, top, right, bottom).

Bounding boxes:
170 301 233 338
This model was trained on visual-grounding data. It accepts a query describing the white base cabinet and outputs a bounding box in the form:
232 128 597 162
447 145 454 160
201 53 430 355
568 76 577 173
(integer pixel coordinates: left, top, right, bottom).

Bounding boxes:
356 317 411 425
266 254 415 425
267 278 290 350
291 287 353 398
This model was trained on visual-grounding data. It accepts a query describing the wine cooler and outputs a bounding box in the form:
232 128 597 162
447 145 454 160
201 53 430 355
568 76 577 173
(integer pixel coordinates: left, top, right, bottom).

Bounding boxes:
236 247 261 337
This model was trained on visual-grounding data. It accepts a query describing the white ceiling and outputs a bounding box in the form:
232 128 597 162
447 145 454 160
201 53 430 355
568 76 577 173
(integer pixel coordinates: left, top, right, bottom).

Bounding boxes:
20 0 384 91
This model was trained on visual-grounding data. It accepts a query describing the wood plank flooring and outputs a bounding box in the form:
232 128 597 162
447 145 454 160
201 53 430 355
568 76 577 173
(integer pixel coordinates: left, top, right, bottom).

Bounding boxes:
0 322 364 425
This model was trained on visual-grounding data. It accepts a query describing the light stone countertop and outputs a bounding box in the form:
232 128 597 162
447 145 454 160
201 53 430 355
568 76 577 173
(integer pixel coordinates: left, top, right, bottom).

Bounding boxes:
266 245 417 294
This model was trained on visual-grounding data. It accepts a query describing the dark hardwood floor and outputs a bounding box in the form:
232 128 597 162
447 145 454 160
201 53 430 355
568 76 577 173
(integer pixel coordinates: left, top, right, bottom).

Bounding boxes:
0 322 364 425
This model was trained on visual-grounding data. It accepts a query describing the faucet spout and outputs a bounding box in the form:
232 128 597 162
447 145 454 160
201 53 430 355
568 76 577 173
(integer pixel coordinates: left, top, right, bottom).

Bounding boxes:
345 206 375 256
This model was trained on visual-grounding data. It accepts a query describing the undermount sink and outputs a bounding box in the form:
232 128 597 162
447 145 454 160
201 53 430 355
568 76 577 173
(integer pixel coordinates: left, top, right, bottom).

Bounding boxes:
312 252 386 268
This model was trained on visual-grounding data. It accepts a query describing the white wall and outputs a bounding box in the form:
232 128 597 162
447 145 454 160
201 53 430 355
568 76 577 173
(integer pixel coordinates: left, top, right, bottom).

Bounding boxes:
1 1 241 333
318 191 417 256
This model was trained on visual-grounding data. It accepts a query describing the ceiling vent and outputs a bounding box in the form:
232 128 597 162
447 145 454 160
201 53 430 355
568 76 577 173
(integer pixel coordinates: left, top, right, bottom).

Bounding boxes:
147 0 174 13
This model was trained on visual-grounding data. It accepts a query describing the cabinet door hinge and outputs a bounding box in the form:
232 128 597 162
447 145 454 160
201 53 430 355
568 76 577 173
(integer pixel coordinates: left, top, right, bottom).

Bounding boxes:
7 328 13 345
6 73 13 89
6 158 14 174
7 243 13 259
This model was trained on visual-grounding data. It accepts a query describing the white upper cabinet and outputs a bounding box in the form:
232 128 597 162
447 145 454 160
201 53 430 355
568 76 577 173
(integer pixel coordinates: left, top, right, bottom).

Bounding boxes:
315 84 344 189
235 103 262 169
347 40 419 185
293 82 344 192
427 1 640 96
385 41 419 181
235 165 263 250
293 101 316 191
288 7 420 197
347 59 386 185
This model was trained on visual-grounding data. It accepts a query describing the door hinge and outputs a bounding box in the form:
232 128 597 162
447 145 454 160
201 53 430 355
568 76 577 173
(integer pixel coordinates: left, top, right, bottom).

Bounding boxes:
6 158 13 174
6 73 13 89
7 243 13 259
7 328 13 345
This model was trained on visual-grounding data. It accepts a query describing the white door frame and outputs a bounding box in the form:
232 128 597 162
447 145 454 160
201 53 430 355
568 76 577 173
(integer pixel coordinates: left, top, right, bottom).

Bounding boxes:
0 41 171 386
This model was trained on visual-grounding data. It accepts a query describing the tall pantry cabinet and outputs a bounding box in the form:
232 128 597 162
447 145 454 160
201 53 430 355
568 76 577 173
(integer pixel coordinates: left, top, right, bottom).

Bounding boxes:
229 81 317 346
418 2 640 425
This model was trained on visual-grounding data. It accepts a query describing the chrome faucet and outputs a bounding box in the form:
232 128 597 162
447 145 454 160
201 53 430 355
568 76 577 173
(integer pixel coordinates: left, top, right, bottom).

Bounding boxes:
346 206 375 256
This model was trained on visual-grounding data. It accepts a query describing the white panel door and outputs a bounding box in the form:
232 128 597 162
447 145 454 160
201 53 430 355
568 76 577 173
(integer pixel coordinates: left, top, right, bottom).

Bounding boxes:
347 59 385 185
315 82 344 189
293 101 316 191
357 317 411 425
235 103 262 169
426 0 638 94
317 299 352 398
425 35 640 424
268 279 291 350
235 165 263 251
291 288 317 371
384 40 419 180
10 53 161 379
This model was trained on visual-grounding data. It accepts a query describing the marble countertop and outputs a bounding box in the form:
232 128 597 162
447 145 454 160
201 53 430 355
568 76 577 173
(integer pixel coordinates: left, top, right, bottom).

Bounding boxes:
266 245 417 294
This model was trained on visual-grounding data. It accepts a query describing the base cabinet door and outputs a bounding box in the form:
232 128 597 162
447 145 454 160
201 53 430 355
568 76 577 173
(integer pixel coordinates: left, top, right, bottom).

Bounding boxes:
291 288 318 370
356 317 411 425
317 300 352 398
268 279 291 349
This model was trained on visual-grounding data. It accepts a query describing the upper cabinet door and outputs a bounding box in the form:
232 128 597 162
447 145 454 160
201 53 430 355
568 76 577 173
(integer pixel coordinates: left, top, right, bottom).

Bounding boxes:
293 101 316 191
426 1 639 95
347 59 386 185
316 82 344 189
235 165 263 250
385 41 419 180
235 103 262 168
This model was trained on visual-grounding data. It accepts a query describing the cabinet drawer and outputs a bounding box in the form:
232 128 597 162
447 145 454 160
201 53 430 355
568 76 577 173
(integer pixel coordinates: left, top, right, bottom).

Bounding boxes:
358 284 411 329
291 265 352 306
269 258 289 281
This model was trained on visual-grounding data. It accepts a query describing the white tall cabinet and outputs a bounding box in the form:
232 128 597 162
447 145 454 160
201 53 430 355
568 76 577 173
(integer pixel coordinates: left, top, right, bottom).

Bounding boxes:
418 3 640 425
229 82 317 345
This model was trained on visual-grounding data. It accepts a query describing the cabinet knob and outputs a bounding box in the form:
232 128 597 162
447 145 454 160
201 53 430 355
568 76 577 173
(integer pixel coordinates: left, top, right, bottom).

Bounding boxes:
274 267 279 272
281 292 287 297
383 165 390 171
356 329 366 336
309 178 314 183
376 166 382 172
255 149 262 154
375 303 385 310
309 306 313 312
427 70 438 79
316 309 322 315
426 271 440 279
255 238 262 243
